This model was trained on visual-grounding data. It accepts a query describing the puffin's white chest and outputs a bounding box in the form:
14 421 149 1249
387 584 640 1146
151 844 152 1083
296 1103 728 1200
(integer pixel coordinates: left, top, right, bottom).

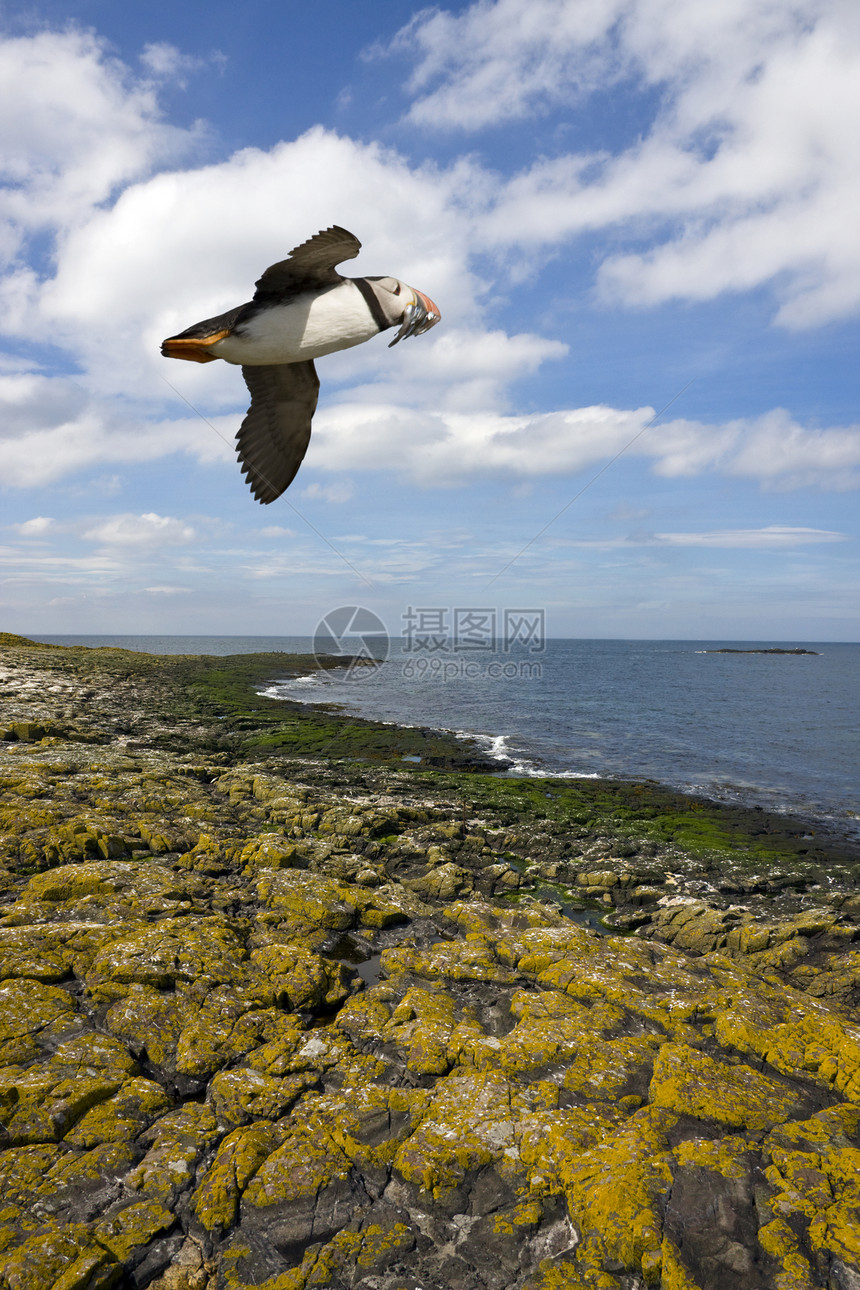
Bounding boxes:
212 281 379 365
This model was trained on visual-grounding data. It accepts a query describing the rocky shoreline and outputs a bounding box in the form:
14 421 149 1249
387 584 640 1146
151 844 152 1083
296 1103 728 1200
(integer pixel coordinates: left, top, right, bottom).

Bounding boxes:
1 634 858 1290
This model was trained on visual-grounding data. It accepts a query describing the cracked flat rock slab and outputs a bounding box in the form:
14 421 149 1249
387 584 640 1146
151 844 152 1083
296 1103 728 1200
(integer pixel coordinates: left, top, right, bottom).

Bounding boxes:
0 887 859 1290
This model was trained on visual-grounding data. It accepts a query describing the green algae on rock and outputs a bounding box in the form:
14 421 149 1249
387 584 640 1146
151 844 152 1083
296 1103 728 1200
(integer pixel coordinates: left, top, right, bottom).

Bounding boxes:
1 636 860 1289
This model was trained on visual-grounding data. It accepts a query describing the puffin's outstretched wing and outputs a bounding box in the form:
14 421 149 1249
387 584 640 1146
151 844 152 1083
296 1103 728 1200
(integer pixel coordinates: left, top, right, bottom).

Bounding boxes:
236 361 320 504
253 225 362 298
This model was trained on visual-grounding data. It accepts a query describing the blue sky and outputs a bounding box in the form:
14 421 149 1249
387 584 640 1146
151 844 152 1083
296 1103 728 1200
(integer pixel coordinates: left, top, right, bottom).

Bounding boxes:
1 0 858 640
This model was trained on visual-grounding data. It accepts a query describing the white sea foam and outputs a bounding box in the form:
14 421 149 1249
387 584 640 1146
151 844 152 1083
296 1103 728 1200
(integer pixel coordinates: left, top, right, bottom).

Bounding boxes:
461 730 577 777
524 769 602 779
453 729 525 770
485 734 514 761
257 674 323 703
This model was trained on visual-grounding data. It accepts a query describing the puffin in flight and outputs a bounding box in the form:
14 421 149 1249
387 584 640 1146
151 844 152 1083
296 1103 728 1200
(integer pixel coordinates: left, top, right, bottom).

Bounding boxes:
161 225 441 503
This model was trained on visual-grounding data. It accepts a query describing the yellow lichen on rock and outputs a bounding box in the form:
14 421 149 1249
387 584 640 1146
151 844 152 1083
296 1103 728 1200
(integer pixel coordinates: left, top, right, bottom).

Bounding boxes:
334 989 393 1045
94 1198 175 1262
254 871 357 935
3 645 860 1290
241 1017 309 1077
296 1219 416 1286
0 1066 122 1144
524 1258 621 1289
710 976 860 1103
240 1095 352 1213
0 1223 119 1290
673 1133 754 1179
105 988 187 1068
491 920 710 1044
64 1076 172 1147
518 1103 624 1197
763 1106 860 1270
393 1067 522 1199
193 1121 286 1232
0 921 122 984
125 1103 219 1205
649 1041 801 1131
562 1032 662 1101
86 917 247 1001
659 1237 704 1289
248 943 353 1012
554 1106 676 1276
756 1219 818 1290
384 984 457 1074
0 978 81 1064
239 833 302 871
176 1005 294 1079
380 935 516 984
208 1068 315 1128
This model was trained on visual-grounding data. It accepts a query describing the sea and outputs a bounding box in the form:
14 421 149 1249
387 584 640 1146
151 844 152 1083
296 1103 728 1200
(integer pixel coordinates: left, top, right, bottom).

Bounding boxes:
32 635 860 840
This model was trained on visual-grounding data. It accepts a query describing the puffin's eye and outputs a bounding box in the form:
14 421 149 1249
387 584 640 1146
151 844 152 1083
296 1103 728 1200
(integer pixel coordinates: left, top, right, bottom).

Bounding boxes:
393 284 401 295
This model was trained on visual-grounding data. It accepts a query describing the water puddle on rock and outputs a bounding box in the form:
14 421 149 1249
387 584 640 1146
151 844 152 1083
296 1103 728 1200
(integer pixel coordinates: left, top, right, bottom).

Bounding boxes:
523 886 612 935
326 929 450 987
327 900 611 993
355 953 384 985
325 891 615 995
325 933 389 987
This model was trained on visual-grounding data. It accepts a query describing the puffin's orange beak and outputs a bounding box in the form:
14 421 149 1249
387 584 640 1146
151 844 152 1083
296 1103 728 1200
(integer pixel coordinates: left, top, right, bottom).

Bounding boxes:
388 287 441 346
415 290 441 329
161 331 231 363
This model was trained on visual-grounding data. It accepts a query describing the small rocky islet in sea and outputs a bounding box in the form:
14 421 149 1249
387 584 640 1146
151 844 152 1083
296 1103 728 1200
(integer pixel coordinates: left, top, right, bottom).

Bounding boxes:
0 633 859 1290
702 647 820 655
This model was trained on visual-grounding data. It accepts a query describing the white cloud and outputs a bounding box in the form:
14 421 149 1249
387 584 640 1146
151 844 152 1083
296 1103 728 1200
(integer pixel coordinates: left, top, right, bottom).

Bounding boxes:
330 328 568 412
0 543 121 576
310 400 656 484
138 42 207 82
13 516 54 535
0 29 206 261
1 341 857 496
0 33 562 427
0 412 230 487
0 35 567 481
0 372 89 435
387 0 628 129
391 0 860 327
299 481 356 504
81 512 197 547
0 368 234 485
721 412 860 488
310 401 860 490
0 353 42 373
649 410 860 489
651 526 848 548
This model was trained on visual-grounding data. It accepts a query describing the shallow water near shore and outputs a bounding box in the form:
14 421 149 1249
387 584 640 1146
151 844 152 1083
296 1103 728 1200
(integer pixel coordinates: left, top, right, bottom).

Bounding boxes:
33 634 860 837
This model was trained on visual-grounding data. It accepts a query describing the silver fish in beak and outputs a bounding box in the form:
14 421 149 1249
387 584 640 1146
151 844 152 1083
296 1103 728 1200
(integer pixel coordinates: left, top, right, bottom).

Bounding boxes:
389 288 442 347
